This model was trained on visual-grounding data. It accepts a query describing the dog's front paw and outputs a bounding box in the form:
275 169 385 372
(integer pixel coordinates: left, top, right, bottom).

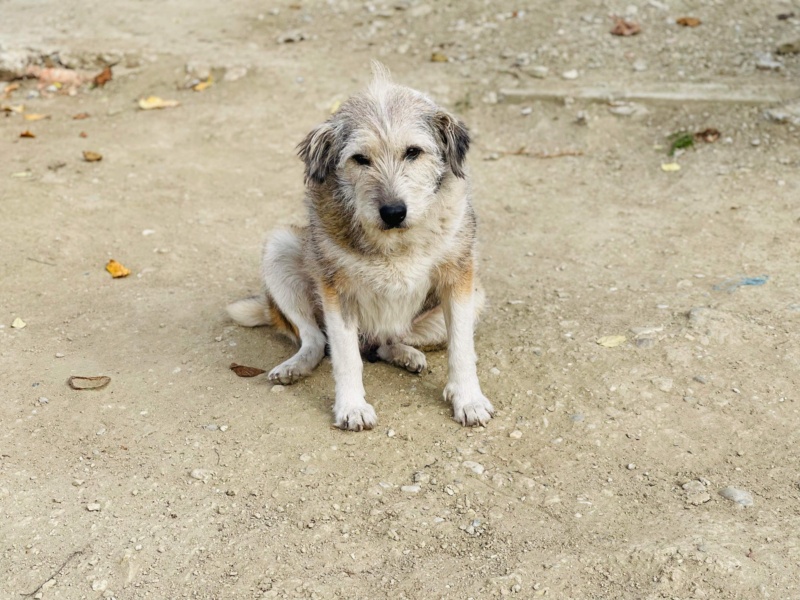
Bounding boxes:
445 382 494 427
334 401 378 431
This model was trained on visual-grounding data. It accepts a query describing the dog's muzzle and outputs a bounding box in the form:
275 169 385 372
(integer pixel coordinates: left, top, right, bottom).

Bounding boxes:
379 203 407 229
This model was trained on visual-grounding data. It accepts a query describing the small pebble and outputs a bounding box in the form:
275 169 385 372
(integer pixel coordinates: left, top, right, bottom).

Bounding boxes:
520 107 532 116
38 397 49 405
509 430 523 439
271 385 285 393
387 429 396 438
627 463 636 470
91 580 108 592
462 460 485 475
561 69 578 80
570 414 585 422
189 468 212 482
719 486 754 507
87 503 101 512
55 353 65 358
489 367 501 375
401 485 421 493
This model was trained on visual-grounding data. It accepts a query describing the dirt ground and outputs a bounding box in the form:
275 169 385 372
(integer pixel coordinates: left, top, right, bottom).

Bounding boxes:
2 1 800 598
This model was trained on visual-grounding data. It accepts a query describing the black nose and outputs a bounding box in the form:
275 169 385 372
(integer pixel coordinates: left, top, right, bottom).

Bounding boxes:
379 203 407 228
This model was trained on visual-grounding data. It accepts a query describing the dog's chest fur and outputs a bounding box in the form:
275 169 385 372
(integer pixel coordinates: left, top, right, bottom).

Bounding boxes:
338 244 441 341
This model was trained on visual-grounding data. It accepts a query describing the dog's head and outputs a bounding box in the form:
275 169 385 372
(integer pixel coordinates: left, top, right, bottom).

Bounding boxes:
297 63 470 236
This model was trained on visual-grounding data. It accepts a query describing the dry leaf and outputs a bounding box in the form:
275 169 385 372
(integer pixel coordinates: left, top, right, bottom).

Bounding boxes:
105 259 130 278
79 132 88 138
329 99 342 114
26 65 89 87
695 128 720 143
83 150 103 162
597 335 627 348
2 104 24 113
93 66 113 87
67 375 111 390
431 52 448 63
138 96 180 110
2 83 21 100
23 113 50 121
661 162 681 172
676 17 702 27
230 363 266 377
610 17 641 36
192 75 213 92
20 130 35 138
11 317 27 329
73 112 90 120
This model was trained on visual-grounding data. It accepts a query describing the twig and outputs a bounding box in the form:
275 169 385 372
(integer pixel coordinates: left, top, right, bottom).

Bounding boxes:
21 547 85 597
487 146 584 160
26 257 56 267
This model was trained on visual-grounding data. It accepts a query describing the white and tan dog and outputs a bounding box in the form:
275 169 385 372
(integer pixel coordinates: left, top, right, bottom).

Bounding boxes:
227 64 493 431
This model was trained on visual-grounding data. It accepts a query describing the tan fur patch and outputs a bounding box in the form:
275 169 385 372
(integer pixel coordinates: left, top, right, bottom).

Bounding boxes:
267 298 300 342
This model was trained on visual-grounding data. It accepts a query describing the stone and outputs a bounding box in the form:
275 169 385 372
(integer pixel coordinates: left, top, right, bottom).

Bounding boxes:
190 468 212 482
719 487 753 507
87 503 101 512
561 69 578 80
463 460 485 475
509 430 523 439
401 485 421 493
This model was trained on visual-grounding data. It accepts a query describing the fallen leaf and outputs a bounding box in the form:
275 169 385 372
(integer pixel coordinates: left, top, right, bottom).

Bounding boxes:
93 66 113 87
677 17 702 27
11 171 32 178
105 259 130 278
83 150 103 162
11 317 27 329
23 113 50 121
431 52 449 63
597 335 627 348
668 131 694 155
192 75 213 92
138 96 180 110
2 104 24 113
695 128 720 143
20 130 36 138
67 375 111 390
230 363 266 377
2 83 20 99
610 17 641 36
661 162 681 172
79 132 88 138
72 112 90 120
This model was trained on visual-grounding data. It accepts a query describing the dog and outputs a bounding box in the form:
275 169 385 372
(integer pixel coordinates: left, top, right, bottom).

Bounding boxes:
227 63 494 431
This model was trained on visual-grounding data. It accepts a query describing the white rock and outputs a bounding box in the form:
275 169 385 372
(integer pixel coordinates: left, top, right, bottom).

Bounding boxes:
509 430 523 439
271 385 285 393
561 69 578 80
401 485 421 493
87 503 101 512
489 367 501 375
92 579 108 592
463 460 485 475
189 468 212 482
719 487 753 507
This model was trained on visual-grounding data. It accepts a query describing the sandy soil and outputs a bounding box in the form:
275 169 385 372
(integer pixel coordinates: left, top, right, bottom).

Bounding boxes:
2 1 800 598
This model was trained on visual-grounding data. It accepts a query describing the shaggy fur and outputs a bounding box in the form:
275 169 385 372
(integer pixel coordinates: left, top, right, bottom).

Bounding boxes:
227 63 494 430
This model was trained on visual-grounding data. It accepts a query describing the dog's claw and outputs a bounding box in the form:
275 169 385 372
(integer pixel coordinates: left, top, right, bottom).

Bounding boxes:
445 383 495 427
335 403 378 431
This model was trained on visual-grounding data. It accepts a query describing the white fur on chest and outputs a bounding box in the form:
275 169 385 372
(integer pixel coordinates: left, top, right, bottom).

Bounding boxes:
342 249 437 341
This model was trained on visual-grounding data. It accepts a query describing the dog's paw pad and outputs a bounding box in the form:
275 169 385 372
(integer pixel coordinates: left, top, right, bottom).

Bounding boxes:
335 403 378 432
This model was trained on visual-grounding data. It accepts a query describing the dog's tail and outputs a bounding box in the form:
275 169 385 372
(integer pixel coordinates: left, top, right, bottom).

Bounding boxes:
226 295 272 327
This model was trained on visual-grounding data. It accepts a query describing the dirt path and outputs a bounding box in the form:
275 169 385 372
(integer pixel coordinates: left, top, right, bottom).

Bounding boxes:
2 1 799 598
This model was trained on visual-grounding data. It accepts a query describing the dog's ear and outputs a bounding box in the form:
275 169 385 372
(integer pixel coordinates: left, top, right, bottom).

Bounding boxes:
297 121 338 185
433 110 470 179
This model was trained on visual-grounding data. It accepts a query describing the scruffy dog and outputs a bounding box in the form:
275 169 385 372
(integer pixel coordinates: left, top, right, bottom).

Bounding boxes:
227 64 493 431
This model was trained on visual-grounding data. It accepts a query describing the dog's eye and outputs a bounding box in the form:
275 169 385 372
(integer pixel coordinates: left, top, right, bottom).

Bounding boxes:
352 154 371 166
405 146 422 160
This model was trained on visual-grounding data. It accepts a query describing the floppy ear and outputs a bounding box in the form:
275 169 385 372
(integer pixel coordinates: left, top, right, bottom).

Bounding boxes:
433 111 471 178
297 121 338 185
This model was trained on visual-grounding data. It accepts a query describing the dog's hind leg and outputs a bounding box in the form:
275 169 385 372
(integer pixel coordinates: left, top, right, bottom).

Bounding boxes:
377 342 427 374
262 229 326 385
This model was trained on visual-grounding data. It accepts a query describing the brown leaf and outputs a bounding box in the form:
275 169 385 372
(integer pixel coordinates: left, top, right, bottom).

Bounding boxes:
20 130 35 138
93 66 113 88
105 259 130 278
430 52 449 63
23 113 50 121
79 132 88 138
73 112 90 120
2 83 20 100
230 363 266 377
695 128 720 143
68 375 111 390
192 76 214 92
83 150 103 162
677 17 702 27
610 17 641 36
